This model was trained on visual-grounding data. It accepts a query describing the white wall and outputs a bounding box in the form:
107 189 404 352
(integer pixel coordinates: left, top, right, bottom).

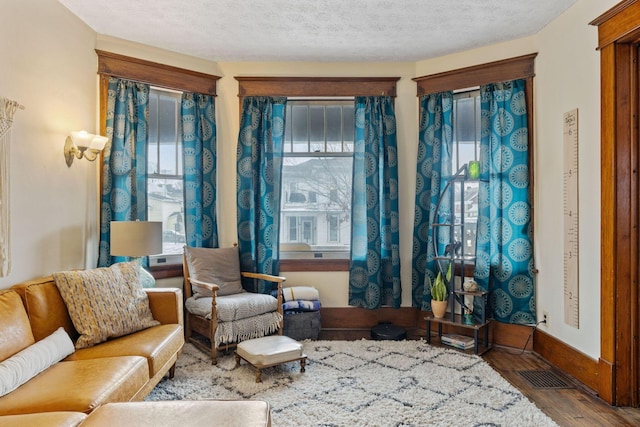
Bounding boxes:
534 0 618 359
0 0 98 289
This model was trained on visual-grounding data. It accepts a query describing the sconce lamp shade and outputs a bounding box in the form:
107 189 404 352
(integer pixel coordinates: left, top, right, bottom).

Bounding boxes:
64 130 108 167
71 130 108 150
110 221 163 257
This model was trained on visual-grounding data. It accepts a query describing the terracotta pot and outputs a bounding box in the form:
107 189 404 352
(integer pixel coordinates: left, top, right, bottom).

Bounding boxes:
431 300 448 318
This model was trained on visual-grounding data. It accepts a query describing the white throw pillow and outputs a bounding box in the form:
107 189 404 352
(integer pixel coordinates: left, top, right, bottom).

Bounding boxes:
0 327 75 397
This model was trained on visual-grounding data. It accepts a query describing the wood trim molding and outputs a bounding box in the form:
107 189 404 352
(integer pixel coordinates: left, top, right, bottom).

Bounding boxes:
590 0 637 26
591 0 640 406
413 53 537 96
96 50 220 95
235 77 400 97
280 259 349 272
533 329 599 392
321 307 536 353
150 264 183 280
320 307 419 330
590 0 640 49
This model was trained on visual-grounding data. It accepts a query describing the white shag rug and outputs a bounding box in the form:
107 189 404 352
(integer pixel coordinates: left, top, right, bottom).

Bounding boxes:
147 340 558 427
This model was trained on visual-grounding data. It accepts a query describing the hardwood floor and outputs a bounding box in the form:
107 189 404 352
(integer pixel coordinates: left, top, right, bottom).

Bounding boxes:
484 346 640 427
318 329 640 426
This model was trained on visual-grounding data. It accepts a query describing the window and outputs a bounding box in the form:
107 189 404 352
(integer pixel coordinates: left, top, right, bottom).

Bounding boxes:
280 99 354 260
97 50 220 277
235 76 399 270
414 53 535 275
147 88 185 266
452 89 480 256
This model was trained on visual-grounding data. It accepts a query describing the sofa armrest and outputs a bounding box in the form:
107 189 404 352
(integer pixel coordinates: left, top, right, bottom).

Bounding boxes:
145 288 183 326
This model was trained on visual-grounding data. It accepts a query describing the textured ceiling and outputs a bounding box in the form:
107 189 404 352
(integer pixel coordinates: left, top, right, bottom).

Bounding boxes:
58 0 576 62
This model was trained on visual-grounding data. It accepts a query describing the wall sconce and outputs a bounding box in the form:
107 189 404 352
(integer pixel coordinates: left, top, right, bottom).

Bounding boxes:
64 130 108 167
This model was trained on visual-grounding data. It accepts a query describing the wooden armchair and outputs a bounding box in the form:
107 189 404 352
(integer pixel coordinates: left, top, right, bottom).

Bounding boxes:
182 246 284 364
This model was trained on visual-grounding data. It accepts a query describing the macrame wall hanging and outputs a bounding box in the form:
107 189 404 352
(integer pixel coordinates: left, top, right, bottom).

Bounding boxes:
0 97 24 277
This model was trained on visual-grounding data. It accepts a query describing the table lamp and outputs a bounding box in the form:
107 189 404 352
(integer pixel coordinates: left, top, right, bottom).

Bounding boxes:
110 221 163 288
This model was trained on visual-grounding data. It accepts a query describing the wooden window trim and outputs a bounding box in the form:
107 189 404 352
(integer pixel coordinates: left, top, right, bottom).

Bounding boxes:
235 76 400 97
413 53 537 96
280 259 349 272
237 76 399 272
97 51 221 279
96 50 220 95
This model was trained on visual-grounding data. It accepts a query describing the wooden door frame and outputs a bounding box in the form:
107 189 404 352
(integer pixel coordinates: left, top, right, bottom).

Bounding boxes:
591 0 640 406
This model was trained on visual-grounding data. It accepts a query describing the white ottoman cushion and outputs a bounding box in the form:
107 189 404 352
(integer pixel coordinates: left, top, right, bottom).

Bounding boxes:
236 336 303 367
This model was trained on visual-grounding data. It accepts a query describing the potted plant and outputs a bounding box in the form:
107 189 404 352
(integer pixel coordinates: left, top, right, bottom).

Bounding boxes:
430 263 451 318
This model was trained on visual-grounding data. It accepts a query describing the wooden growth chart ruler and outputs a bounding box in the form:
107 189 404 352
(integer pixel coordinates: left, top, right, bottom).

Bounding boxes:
563 109 579 329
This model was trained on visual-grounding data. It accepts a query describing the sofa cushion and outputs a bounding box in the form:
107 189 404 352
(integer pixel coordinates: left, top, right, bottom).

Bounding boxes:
79 401 272 427
0 290 35 362
0 356 149 416
0 327 75 397
53 262 160 349
12 278 78 342
66 324 183 378
184 246 243 296
0 412 87 427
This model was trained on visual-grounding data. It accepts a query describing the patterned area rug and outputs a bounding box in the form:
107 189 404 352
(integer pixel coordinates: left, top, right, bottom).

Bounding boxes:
147 340 558 427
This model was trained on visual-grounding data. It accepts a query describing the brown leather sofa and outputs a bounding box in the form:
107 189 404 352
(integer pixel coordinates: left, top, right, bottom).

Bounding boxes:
0 276 184 419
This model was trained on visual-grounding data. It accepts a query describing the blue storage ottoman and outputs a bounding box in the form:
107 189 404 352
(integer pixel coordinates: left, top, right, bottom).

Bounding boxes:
283 310 321 341
281 286 322 340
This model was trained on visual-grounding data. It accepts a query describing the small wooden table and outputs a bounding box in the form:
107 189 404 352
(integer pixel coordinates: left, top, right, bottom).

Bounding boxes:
235 335 307 382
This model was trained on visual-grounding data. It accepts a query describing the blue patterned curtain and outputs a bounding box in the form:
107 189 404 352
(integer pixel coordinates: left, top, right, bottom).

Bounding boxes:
236 97 287 293
98 78 150 267
181 92 218 249
475 79 535 324
349 96 401 309
411 92 454 310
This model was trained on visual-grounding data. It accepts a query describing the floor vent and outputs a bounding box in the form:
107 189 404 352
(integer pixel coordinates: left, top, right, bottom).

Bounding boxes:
517 370 573 389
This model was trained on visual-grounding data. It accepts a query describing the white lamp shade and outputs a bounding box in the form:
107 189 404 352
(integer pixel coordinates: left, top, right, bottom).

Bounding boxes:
90 135 109 150
71 130 108 150
110 221 163 257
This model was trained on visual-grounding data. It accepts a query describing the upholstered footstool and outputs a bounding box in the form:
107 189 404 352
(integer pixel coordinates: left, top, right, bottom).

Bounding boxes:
235 335 307 382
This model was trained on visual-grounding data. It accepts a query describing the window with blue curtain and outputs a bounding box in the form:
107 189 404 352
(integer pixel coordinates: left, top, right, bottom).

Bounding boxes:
474 79 535 324
411 91 453 311
97 52 220 275
98 77 150 267
412 60 536 325
349 96 401 309
236 96 287 293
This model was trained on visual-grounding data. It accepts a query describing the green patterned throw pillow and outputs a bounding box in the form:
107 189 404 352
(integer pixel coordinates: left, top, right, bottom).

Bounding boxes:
53 262 159 349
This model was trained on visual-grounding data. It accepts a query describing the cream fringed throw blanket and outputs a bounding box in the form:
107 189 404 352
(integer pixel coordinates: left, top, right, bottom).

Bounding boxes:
0 97 22 277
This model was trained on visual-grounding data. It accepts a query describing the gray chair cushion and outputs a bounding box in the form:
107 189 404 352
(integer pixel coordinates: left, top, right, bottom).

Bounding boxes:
185 293 278 322
184 246 244 296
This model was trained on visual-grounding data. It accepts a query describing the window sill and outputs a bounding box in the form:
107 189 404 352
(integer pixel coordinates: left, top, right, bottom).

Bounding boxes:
150 264 183 279
148 258 350 278
280 259 349 272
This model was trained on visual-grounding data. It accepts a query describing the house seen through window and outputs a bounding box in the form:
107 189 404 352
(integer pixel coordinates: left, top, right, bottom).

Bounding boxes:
452 89 480 256
280 99 354 259
147 87 185 265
